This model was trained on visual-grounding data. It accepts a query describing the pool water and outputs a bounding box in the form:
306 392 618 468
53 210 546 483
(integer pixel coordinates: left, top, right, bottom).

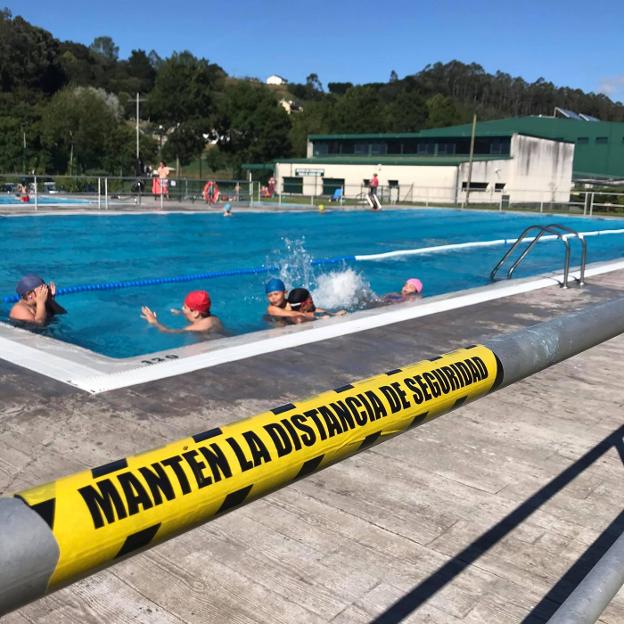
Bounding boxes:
0 196 92 205
1 208 623 358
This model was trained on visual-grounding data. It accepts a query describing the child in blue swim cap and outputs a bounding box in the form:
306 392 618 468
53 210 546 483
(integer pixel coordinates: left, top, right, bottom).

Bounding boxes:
264 278 310 324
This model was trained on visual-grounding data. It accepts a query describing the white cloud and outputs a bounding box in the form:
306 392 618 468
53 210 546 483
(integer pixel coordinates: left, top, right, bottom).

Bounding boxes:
598 75 624 99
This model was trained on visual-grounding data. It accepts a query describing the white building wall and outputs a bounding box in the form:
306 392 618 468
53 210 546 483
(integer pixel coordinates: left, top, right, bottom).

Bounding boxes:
506 134 574 203
275 133 574 205
275 162 462 203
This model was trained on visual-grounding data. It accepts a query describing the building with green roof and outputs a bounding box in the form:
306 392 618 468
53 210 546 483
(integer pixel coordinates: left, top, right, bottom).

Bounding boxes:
273 116 601 204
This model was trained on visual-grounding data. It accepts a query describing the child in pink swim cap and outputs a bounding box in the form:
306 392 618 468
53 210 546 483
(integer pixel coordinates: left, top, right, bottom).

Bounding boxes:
383 278 424 303
401 278 423 297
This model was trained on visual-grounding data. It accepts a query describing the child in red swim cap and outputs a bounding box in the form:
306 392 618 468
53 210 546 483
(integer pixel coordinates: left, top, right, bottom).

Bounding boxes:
141 290 222 334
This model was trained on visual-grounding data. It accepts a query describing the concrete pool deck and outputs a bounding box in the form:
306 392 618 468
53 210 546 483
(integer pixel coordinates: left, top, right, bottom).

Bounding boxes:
0 267 623 622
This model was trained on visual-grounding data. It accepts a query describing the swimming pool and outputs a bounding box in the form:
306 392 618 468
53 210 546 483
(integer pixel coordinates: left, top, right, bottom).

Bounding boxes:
1 208 623 358
0 195 92 205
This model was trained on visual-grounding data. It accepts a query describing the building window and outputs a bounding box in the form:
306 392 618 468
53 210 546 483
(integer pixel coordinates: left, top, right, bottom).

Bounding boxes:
577 137 589 144
494 183 506 192
283 177 303 194
388 180 399 188
313 142 329 156
417 142 434 155
354 142 368 155
370 142 386 155
322 178 344 195
461 181 489 191
596 137 608 144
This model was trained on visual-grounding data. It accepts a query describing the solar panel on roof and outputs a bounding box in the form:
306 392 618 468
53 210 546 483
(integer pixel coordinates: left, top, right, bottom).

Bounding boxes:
579 114 600 122
555 107 583 120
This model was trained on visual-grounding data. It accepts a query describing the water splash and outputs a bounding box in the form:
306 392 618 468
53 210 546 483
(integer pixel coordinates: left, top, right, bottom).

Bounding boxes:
312 268 376 311
265 238 375 311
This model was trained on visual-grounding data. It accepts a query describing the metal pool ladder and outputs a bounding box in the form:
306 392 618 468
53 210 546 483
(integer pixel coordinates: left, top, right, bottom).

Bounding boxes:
490 224 586 288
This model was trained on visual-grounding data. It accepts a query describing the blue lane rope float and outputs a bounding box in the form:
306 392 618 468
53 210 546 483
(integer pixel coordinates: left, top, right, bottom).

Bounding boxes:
3 227 624 304
1 255 356 304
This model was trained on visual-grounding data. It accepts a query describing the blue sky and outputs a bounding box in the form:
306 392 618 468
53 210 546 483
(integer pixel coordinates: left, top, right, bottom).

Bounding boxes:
8 0 624 102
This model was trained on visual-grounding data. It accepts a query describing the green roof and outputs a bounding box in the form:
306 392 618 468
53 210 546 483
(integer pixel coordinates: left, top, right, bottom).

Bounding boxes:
276 155 511 166
309 117 624 179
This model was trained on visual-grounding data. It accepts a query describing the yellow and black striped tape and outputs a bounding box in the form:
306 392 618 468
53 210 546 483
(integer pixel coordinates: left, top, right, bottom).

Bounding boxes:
16 344 501 590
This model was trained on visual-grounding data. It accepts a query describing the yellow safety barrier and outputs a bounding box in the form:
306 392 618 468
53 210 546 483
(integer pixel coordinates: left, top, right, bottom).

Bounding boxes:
16 345 500 592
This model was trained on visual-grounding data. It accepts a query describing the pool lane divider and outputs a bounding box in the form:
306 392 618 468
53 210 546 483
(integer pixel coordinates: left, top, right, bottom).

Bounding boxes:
4 228 624 304
3 293 624 616
0 345 500 615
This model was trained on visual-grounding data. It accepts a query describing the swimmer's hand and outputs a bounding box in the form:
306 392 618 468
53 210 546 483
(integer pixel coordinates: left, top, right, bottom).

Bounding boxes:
169 308 182 316
141 306 159 325
334 309 347 317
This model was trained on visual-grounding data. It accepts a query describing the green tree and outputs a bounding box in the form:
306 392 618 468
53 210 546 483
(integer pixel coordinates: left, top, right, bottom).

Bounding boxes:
425 94 465 128
0 9 65 94
147 51 225 125
89 36 119 62
216 81 291 173
162 120 208 166
40 86 124 173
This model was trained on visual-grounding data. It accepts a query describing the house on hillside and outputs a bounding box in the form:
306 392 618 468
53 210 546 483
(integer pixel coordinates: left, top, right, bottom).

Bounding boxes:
280 99 303 114
266 74 288 86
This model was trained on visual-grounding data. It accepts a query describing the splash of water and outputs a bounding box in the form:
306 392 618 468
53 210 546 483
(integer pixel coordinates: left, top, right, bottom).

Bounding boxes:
312 268 376 311
266 238 376 311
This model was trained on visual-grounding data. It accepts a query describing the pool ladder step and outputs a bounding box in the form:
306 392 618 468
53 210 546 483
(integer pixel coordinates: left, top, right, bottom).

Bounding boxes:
490 224 586 288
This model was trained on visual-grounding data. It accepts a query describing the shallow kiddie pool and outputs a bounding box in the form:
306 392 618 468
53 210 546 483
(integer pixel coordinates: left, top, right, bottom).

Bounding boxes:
1 208 623 358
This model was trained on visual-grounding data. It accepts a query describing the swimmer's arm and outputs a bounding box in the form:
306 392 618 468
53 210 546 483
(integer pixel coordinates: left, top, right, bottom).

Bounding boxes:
141 306 185 334
266 305 307 319
47 282 67 314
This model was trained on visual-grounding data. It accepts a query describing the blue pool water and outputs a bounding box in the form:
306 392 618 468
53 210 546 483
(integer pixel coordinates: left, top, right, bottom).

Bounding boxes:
1 208 623 358
0 196 91 205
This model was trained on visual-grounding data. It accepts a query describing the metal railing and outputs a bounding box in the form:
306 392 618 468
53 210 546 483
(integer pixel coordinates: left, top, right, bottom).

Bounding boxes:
2 173 624 216
490 224 587 288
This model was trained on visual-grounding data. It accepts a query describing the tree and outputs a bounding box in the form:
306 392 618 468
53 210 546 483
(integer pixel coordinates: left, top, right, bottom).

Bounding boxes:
0 9 65 94
327 82 353 95
216 81 291 173
306 73 323 93
162 120 208 166
89 36 119 62
389 70 398 82
147 51 225 125
40 86 125 173
425 94 465 128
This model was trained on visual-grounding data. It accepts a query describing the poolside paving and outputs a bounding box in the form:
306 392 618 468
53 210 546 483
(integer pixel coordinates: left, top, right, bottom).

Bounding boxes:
0 270 623 623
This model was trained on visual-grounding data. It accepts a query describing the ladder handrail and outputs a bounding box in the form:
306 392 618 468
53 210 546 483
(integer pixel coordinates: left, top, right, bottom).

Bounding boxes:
550 224 587 286
490 223 586 288
507 225 570 286
490 225 545 281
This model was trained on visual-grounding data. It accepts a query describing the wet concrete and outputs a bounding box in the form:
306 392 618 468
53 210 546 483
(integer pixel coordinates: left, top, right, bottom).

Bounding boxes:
1 271 623 623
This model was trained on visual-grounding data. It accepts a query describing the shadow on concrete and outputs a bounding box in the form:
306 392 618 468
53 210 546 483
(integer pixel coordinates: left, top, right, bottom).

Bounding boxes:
370 425 624 624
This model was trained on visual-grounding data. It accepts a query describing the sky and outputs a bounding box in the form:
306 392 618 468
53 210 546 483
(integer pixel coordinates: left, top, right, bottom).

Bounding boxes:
8 0 624 103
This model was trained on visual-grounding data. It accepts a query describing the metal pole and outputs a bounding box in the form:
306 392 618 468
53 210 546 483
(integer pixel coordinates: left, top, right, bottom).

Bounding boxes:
104 178 108 210
546 530 624 624
97 177 101 210
464 113 477 207
135 92 140 160
590 192 595 217
33 175 38 210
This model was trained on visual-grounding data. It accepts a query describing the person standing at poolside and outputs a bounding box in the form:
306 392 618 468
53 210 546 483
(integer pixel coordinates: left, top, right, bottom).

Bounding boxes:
9 274 67 325
156 161 172 199
141 290 222 334
368 173 381 210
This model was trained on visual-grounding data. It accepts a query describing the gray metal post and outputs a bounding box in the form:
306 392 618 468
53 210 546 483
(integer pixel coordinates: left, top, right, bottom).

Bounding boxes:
546 531 624 624
33 175 38 210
